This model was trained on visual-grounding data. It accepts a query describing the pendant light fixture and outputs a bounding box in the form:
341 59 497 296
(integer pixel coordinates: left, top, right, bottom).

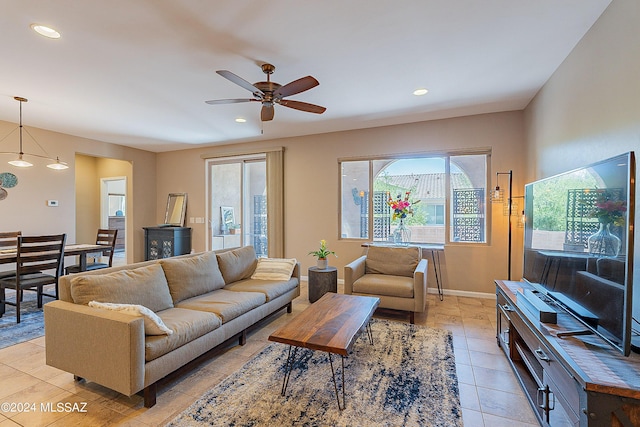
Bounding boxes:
0 96 68 170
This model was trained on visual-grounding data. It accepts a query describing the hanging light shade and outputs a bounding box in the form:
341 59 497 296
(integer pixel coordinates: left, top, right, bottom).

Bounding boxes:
1 96 68 170
491 185 504 203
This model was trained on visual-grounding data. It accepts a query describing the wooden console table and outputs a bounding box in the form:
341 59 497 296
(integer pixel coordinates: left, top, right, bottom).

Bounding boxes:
496 280 640 426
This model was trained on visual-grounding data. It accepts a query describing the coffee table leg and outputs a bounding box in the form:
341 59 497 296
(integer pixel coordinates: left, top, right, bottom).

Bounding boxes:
366 321 374 345
328 353 346 410
281 345 299 396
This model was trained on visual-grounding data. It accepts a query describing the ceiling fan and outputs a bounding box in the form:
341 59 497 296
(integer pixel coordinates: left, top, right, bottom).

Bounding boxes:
205 63 326 121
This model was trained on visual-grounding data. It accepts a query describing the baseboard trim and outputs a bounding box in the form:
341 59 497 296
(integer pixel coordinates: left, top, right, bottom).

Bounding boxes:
428 288 496 300
302 276 495 300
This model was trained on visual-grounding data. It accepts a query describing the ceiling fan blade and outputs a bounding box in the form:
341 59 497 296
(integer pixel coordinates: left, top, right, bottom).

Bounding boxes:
274 76 319 98
216 70 263 95
279 99 326 114
205 98 256 105
261 104 274 121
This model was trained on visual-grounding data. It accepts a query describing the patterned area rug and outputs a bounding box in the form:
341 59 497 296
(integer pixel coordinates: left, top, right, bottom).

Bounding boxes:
167 319 461 427
0 292 46 349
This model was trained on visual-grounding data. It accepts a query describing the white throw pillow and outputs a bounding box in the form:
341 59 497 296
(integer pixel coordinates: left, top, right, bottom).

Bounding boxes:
88 301 173 336
250 257 297 281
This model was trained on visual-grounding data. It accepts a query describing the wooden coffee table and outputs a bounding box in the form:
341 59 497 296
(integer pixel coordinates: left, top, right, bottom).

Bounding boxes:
268 292 380 410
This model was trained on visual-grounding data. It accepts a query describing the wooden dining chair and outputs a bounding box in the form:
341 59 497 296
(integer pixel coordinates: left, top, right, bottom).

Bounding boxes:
0 231 21 280
65 229 118 274
0 234 66 323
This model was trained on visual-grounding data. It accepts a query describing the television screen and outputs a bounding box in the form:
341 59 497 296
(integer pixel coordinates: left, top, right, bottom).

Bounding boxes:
523 152 635 355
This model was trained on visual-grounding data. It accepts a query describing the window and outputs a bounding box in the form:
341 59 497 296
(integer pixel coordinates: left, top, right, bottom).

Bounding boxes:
340 153 488 244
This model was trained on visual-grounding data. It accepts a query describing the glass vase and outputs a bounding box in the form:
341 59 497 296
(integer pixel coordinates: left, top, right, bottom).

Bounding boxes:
393 218 411 245
587 222 621 258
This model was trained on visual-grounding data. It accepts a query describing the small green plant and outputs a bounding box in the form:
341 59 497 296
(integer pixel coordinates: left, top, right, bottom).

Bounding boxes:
308 239 337 260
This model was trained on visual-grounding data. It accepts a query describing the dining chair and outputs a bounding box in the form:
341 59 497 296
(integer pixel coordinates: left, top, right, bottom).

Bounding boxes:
0 234 66 323
65 229 118 274
0 231 21 280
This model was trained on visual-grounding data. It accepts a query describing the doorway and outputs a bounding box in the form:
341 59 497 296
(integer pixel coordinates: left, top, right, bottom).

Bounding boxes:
101 177 127 264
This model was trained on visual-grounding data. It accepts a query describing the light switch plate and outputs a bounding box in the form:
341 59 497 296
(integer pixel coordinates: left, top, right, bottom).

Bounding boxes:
47 200 59 207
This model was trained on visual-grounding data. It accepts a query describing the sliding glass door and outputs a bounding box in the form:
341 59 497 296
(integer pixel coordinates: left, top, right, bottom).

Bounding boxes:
208 156 267 256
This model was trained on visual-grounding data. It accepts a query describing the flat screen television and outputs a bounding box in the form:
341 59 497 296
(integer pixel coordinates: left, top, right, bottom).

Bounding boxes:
523 152 635 355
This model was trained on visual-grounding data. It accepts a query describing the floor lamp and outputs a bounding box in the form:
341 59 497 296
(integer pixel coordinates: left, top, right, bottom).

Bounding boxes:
491 170 513 280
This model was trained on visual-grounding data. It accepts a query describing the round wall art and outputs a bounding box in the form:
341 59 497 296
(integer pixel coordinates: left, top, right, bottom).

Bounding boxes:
0 172 18 201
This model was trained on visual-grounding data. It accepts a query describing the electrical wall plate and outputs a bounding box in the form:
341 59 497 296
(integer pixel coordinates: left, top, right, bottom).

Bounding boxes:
47 200 59 207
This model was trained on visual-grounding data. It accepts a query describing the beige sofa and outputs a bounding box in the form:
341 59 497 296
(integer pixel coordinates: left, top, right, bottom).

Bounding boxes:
344 245 427 323
44 246 300 407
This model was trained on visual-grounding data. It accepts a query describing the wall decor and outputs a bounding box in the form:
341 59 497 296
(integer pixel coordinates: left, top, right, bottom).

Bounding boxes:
0 172 18 200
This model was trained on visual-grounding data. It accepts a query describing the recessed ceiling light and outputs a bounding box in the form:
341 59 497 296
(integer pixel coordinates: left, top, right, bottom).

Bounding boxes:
413 88 428 96
30 24 61 39
235 117 247 123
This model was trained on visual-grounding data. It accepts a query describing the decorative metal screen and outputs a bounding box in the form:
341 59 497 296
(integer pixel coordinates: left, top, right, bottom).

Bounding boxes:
452 188 485 242
359 191 391 239
565 188 624 247
253 195 268 257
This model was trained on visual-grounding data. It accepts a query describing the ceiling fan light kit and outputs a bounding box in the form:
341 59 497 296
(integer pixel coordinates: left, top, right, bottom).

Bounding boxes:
205 63 326 122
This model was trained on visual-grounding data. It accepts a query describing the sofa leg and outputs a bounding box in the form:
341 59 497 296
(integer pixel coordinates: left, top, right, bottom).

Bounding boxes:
144 383 157 408
410 312 415 324
73 375 83 382
239 330 247 346
287 301 292 314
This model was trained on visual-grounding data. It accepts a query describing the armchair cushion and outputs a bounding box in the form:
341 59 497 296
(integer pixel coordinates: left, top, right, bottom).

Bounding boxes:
365 246 421 278
353 274 414 298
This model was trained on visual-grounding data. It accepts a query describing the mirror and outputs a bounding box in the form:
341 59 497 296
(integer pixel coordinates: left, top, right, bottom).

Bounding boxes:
165 193 187 226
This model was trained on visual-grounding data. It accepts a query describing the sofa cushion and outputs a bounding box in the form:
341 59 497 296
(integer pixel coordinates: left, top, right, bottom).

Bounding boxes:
160 251 226 304
145 308 222 362
217 246 258 284
353 274 414 298
251 258 297 281
176 289 266 323
365 246 420 278
88 301 173 335
69 263 174 312
224 277 299 302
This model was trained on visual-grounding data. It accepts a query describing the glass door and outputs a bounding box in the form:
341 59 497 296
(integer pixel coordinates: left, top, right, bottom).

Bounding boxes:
208 156 267 255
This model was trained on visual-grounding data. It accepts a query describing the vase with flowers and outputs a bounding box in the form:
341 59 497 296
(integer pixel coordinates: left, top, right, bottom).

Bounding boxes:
387 191 420 245
308 239 337 269
587 190 626 258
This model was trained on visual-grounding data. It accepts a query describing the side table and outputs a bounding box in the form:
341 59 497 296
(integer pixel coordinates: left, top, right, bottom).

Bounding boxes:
308 266 338 303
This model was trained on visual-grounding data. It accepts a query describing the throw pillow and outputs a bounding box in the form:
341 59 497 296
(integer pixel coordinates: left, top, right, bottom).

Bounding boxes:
70 263 174 312
251 258 297 281
217 246 258 284
88 301 173 335
160 251 226 304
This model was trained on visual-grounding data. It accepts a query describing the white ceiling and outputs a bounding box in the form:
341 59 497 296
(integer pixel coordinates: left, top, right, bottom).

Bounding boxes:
0 0 611 152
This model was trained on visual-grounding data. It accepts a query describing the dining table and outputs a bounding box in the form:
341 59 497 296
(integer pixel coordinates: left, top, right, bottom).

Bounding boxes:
0 243 113 273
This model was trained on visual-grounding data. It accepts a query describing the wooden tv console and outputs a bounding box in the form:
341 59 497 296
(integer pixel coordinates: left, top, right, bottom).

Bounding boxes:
496 280 640 426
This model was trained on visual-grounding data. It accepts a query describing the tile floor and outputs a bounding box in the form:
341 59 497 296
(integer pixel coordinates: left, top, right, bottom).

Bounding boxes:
0 282 539 426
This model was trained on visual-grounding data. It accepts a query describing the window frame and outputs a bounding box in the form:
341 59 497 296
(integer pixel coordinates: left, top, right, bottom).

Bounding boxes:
338 150 491 246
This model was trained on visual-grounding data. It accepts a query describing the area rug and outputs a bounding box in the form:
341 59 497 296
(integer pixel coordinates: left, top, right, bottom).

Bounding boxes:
0 293 46 349
167 319 461 427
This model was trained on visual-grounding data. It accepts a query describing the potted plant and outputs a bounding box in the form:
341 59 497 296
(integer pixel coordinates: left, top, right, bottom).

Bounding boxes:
229 224 241 235
308 239 337 269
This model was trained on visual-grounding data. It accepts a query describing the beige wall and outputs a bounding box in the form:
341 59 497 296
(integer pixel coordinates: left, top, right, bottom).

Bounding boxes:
0 121 157 263
524 0 639 179
158 111 526 294
524 0 639 315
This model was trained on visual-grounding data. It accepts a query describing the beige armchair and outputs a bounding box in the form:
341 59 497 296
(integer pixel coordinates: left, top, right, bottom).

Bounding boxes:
344 245 427 324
